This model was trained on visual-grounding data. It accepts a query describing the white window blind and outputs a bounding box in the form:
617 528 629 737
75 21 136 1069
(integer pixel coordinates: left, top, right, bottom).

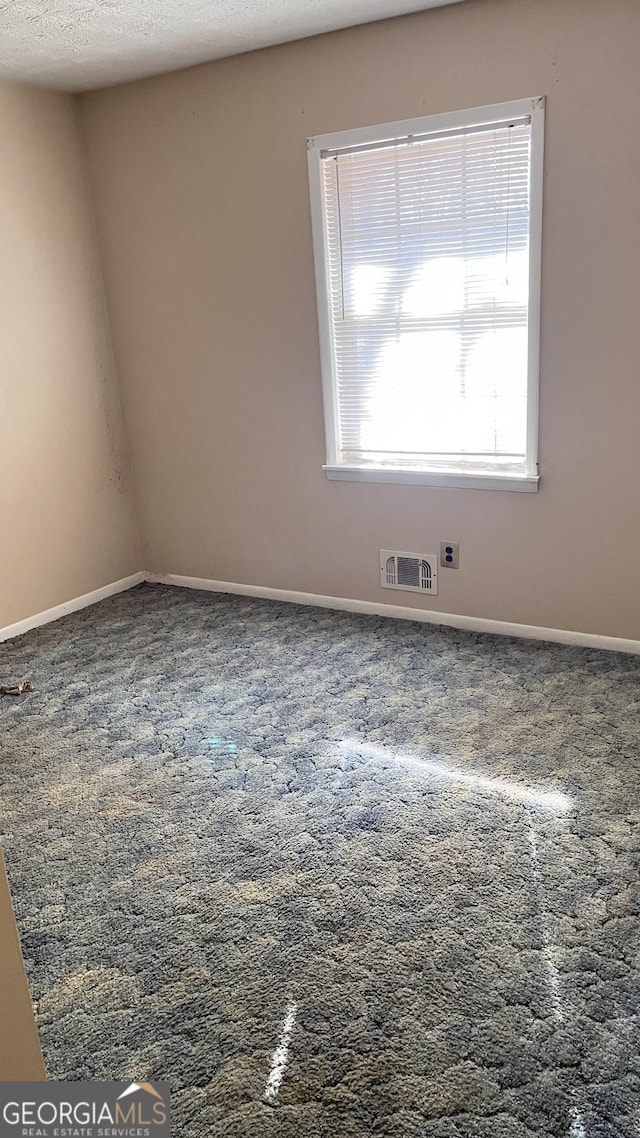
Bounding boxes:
308 100 544 490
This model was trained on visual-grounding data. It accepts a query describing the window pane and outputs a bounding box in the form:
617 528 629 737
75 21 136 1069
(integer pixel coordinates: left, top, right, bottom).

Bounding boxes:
320 118 533 475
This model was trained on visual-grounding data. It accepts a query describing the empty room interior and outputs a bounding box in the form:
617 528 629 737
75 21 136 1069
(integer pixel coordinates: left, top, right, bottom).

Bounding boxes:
1 0 639 1133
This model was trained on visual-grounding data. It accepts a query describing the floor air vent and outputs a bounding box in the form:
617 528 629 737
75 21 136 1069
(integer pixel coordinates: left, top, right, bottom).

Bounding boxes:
380 550 438 595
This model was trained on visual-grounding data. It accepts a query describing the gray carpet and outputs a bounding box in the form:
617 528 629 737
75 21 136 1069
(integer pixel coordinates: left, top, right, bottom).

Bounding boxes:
0 583 638 1137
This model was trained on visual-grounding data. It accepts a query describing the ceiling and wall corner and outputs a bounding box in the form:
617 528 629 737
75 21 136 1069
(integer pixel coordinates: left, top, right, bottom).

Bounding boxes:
79 0 640 641
1 0 640 643
0 0 467 630
0 0 465 91
0 80 141 630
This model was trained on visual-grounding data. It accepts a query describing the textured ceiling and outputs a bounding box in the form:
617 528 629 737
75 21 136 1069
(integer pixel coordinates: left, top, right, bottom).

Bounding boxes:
0 0 465 93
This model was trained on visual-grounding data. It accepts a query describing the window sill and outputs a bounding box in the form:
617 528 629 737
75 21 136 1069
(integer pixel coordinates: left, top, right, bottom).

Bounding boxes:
322 466 540 493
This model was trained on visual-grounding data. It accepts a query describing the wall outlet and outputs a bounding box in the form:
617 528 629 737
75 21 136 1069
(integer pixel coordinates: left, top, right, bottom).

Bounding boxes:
440 540 459 569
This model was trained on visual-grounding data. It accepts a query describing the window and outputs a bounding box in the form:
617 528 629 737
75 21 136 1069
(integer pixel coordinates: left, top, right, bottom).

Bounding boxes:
307 98 544 492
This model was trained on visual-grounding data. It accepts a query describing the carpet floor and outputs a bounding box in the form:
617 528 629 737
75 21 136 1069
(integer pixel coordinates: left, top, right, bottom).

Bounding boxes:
0 583 638 1137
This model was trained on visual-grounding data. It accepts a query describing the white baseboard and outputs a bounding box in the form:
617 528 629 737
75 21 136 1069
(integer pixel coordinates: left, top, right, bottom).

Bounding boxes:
3 568 639 656
0 572 145 644
147 572 640 656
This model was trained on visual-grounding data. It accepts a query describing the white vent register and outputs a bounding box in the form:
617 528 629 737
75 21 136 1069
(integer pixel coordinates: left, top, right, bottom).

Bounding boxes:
380 551 438 595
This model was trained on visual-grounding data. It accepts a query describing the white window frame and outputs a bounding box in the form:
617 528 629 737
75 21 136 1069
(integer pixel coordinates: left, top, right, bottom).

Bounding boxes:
307 97 545 493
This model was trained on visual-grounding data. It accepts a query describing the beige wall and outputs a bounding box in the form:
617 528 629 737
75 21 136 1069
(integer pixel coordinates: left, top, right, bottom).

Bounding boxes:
80 0 640 640
0 853 45 1078
0 82 140 631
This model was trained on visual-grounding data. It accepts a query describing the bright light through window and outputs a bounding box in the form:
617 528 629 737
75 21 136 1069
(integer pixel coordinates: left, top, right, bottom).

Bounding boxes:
307 98 544 491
